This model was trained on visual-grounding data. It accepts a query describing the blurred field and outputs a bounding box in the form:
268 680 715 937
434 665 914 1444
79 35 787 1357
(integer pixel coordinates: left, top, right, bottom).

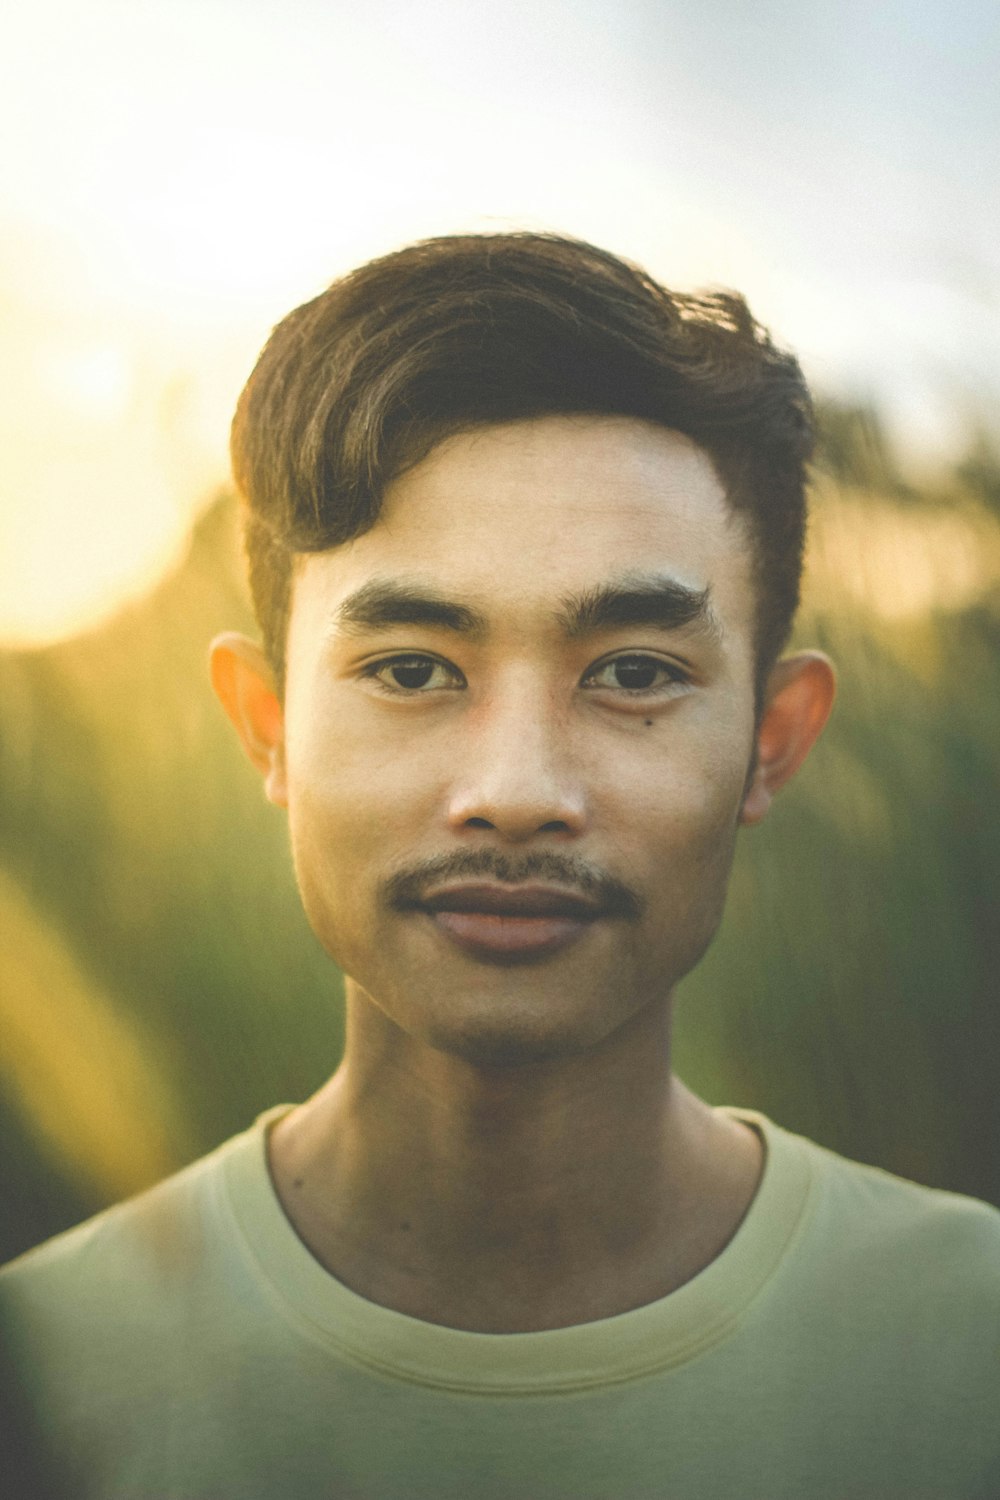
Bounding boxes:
1 405 999 1262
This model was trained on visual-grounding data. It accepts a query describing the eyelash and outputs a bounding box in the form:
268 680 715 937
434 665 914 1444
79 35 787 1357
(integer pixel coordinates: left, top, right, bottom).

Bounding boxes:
360 652 691 698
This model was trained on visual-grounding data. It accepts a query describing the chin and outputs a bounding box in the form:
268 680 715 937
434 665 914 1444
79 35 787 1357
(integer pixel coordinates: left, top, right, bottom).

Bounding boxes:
417 996 631 1072
430 1029 576 1071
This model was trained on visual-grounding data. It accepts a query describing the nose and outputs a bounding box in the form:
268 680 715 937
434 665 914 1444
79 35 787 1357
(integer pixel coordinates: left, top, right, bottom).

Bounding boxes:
446 677 587 842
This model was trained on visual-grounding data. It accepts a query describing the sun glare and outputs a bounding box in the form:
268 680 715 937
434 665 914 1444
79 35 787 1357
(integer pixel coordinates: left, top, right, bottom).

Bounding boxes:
34 342 134 424
1 1 997 645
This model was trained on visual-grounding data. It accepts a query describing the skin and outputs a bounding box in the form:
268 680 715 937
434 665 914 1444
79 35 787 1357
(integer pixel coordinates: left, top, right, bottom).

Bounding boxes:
211 414 835 1333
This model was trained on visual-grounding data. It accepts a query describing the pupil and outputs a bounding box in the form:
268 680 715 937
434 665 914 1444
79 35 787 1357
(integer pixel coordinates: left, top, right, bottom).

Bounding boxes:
615 657 658 689
393 659 435 689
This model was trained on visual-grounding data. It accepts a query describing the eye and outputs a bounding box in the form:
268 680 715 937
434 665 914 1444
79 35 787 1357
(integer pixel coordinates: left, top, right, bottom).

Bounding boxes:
363 654 464 693
583 653 689 695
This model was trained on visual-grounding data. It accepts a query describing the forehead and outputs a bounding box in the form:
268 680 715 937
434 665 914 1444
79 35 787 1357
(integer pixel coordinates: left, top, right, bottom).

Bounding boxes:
290 415 756 642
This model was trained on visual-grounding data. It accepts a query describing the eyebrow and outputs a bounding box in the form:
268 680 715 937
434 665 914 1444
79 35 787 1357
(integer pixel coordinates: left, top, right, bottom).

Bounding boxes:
559 575 719 641
333 573 719 643
335 579 489 637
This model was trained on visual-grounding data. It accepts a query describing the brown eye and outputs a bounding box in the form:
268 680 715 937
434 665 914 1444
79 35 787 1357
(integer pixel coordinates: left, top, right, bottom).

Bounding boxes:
366 655 464 692
585 654 685 694
610 655 662 690
388 657 437 689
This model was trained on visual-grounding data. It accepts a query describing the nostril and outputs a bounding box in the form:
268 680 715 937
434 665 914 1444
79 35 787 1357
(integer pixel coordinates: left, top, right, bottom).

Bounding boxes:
465 817 496 829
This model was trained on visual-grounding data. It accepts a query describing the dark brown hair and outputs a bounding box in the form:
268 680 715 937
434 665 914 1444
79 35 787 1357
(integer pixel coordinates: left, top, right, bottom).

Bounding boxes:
231 232 814 693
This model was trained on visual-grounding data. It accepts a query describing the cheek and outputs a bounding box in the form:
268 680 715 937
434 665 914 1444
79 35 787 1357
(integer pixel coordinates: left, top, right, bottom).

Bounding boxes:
284 757 387 977
288 749 388 877
614 722 751 929
616 707 752 844
644 777 742 906
282 705 440 931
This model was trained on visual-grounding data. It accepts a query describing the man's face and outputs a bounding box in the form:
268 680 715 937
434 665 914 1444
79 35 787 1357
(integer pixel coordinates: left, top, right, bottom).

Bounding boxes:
278 416 760 1065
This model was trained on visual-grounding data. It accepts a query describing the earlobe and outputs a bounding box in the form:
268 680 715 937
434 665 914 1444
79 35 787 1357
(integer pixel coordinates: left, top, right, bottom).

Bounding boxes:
740 651 836 826
209 633 288 807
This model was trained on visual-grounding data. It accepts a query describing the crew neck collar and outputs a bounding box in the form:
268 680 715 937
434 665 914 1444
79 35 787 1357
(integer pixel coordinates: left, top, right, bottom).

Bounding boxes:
220 1104 814 1394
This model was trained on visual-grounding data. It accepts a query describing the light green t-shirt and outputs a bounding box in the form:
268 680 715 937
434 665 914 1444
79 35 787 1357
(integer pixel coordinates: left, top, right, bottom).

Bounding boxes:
2 1106 998 1499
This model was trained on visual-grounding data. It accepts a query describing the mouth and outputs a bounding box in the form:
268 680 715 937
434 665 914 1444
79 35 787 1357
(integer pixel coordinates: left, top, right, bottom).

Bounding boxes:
414 882 603 964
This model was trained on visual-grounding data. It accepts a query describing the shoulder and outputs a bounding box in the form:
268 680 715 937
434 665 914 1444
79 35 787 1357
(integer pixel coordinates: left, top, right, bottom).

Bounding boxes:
0 1128 254 1497
732 1107 1000 1258
0 1121 259 1327
798 1128 1000 1255
774 1123 1000 1330
729 1109 999 1307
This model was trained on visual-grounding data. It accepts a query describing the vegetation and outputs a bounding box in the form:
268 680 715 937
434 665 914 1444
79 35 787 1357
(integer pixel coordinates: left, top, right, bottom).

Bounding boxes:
2 407 998 1262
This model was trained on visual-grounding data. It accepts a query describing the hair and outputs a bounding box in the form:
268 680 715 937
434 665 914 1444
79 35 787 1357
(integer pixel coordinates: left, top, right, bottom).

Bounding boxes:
231 232 815 697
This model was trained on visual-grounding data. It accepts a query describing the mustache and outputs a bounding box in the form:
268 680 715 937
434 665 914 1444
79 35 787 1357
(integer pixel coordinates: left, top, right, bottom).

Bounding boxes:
382 848 643 921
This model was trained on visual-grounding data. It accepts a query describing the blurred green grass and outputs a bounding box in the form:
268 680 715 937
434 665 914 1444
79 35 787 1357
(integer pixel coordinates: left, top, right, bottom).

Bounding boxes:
1 404 998 1262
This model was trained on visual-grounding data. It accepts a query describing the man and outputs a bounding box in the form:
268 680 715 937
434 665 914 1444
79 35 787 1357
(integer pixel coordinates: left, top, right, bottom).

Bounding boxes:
2 233 998 1499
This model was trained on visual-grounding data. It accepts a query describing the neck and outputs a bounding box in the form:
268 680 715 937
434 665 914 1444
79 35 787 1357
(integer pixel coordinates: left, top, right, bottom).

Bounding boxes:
267 985 763 1332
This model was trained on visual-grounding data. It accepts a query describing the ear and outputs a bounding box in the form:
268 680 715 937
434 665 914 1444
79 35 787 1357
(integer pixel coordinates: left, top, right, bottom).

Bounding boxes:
209 633 287 807
740 651 836 826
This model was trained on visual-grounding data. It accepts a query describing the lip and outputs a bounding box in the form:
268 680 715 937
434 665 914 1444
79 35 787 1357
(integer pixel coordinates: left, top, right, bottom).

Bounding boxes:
425 910 594 963
418 882 603 919
416 882 603 964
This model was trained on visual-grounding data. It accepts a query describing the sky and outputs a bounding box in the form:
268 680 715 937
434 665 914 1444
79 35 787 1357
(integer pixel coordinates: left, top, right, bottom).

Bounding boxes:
1 0 998 641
